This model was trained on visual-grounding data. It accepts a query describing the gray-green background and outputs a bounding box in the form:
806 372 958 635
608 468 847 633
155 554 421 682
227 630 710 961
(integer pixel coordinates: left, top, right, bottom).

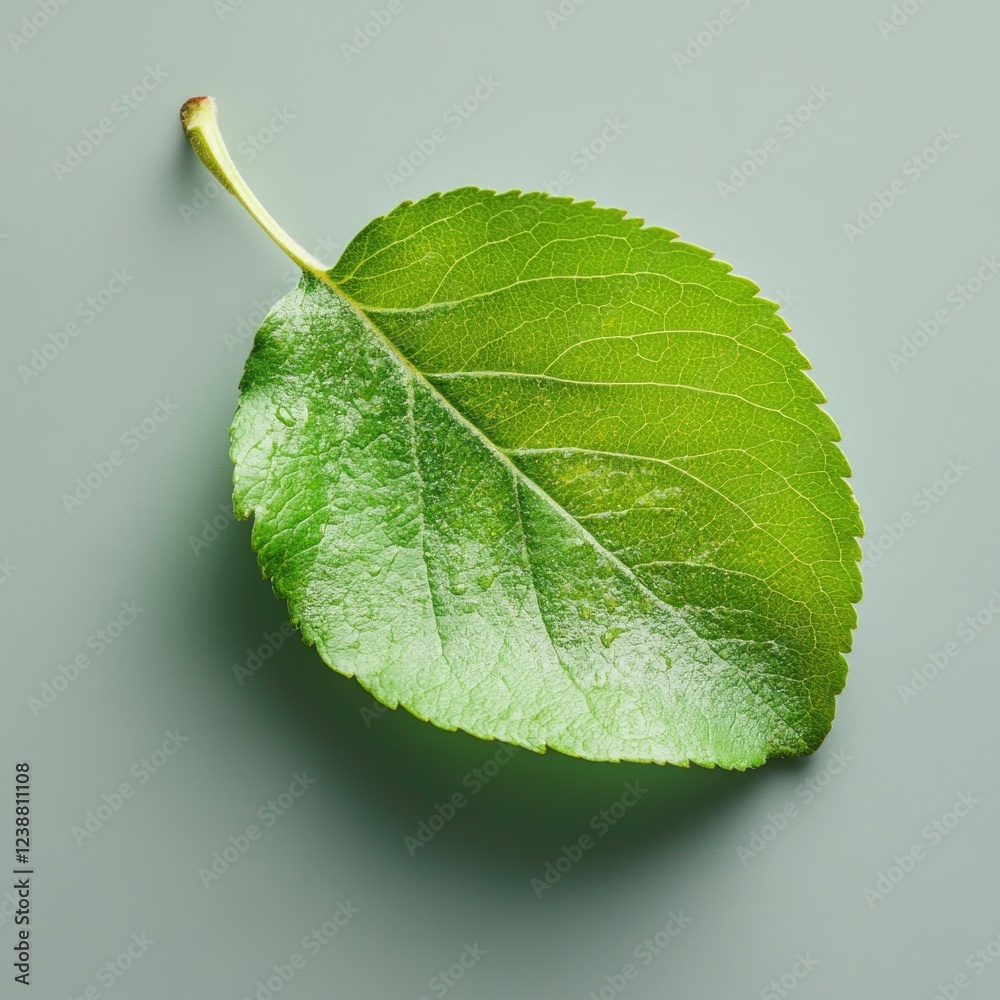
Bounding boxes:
2 0 999 997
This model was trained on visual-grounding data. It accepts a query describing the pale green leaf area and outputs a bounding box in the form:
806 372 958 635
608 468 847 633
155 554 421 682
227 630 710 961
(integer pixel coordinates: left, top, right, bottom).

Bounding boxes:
229 187 862 769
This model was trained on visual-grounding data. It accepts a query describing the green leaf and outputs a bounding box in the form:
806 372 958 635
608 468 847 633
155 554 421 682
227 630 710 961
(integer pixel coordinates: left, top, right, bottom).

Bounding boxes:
230 187 862 769
181 97 862 769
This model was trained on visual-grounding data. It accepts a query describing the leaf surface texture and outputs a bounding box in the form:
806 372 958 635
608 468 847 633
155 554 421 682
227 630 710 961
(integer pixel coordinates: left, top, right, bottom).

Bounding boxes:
231 188 862 768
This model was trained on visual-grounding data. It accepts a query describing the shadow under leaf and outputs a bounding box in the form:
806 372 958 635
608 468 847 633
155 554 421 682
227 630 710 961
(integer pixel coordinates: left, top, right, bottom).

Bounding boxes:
192 488 808 878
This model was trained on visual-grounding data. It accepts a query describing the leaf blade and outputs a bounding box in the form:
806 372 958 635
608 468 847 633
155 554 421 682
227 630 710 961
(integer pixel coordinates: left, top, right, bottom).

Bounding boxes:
232 188 862 768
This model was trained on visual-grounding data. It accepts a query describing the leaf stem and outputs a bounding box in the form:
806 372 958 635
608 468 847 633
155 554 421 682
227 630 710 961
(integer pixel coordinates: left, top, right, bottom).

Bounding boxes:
180 96 326 275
